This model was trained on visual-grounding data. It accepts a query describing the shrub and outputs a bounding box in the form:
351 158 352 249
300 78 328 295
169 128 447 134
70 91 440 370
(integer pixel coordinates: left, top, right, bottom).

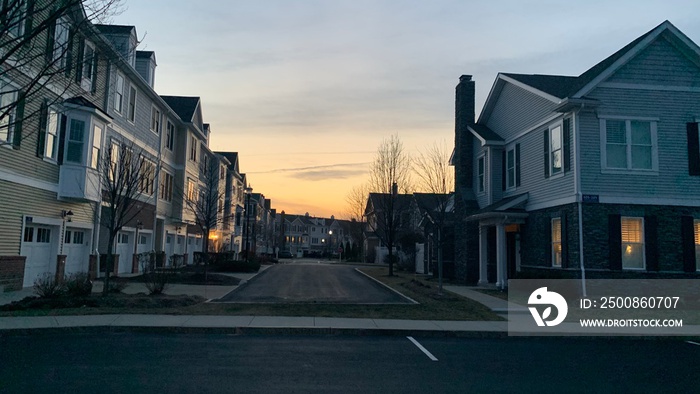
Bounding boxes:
64 272 93 297
141 256 172 295
33 273 64 298
108 277 128 293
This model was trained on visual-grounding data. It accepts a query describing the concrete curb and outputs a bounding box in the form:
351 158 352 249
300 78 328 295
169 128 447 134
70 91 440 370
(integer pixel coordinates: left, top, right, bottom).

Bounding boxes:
354 268 419 305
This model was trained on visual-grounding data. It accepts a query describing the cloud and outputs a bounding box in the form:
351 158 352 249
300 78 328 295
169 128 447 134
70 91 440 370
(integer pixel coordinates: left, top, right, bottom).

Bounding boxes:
248 162 369 181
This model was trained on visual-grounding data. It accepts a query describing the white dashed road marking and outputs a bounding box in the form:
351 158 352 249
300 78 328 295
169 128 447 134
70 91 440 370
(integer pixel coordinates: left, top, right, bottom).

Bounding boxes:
407 336 438 361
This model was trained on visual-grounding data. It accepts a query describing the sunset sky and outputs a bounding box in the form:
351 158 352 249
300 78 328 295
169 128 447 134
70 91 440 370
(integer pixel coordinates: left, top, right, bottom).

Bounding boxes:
113 1 700 218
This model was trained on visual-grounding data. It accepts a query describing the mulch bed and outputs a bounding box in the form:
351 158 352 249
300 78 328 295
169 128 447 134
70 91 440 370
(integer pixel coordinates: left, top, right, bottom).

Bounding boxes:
0 293 205 312
109 272 241 286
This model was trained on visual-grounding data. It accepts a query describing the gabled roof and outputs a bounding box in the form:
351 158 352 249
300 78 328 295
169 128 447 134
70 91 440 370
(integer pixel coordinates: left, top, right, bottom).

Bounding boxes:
215 151 240 174
161 96 200 123
480 21 700 123
366 193 413 215
466 193 529 222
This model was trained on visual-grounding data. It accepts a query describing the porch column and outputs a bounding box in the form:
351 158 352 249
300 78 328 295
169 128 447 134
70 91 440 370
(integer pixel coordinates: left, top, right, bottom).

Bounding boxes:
496 223 507 289
478 225 488 284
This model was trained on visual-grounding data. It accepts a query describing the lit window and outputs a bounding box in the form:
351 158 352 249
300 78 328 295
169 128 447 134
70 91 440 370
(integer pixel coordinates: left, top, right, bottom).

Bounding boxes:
695 220 700 271
602 119 656 171
91 124 102 169
551 218 562 267
621 217 645 269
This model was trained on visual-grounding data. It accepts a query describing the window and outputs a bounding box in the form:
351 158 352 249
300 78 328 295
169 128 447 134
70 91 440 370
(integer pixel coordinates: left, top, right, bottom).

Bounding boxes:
6 0 27 37
23 227 33 242
66 119 85 163
0 88 18 143
73 231 84 245
81 41 97 91
140 158 155 195
551 218 562 267
602 119 657 171
165 121 175 151
189 136 197 161
187 179 196 201
91 124 102 169
118 233 129 244
53 18 70 69
504 144 520 188
114 73 124 113
43 108 59 160
150 107 161 134
139 235 147 245
220 165 225 180
621 217 645 269
127 86 136 122
36 228 51 243
64 230 72 244
477 155 485 193
549 124 563 175
160 171 173 202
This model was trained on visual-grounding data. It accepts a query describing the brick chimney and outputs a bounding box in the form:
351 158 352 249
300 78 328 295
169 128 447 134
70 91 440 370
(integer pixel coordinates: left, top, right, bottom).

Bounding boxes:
454 75 475 191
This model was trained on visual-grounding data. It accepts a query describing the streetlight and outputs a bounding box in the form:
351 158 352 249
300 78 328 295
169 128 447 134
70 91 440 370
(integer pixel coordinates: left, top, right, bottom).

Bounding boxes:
243 186 253 262
328 230 333 261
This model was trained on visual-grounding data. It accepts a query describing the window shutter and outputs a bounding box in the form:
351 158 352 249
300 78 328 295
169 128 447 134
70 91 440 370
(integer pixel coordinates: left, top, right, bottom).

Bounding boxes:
561 214 568 268
644 216 659 272
36 100 48 157
608 214 622 270
24 0 35 41
501 150 506 191
687 123 700 176
91 52 99 93
563 118 571 173
545 218 552 265
543 128 550 178
44 17 56 65
57 114 67 165
12 92 25 149
681 216 696 272
64 28 74 77
75 39 84 83
515 143 521 187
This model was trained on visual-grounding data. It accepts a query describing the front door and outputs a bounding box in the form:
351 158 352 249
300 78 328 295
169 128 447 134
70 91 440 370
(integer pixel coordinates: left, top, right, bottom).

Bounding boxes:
506 232 518 279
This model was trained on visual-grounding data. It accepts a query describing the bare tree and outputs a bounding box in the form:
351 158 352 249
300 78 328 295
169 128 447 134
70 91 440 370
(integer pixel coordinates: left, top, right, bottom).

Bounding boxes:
367 134 412 276
345 183 369 262
100 138 156 296
413 141 454 294
1 0 124 148
183 152 230 277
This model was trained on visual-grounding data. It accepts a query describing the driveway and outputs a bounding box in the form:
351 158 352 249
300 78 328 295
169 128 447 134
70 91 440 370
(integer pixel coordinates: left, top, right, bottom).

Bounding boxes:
214 262 412 304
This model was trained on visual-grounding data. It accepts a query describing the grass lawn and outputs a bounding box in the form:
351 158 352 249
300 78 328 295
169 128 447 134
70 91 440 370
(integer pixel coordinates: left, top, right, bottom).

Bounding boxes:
0 267 503 321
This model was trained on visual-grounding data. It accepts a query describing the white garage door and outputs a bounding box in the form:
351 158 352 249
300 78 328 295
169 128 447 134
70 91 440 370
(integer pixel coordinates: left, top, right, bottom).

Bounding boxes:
22 226 56 287
115 231 134 274
64 229 90 275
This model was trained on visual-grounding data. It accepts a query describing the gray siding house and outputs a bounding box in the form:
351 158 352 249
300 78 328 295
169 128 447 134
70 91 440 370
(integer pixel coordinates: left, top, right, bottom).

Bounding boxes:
454 21 700 287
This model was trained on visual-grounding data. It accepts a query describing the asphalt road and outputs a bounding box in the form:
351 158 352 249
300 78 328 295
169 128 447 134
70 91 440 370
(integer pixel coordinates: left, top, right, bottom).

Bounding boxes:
1 333 697 393
216 261 411 304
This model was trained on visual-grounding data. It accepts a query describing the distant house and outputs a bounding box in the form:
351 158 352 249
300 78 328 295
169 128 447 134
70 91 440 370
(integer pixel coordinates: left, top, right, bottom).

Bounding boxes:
453 21 700 288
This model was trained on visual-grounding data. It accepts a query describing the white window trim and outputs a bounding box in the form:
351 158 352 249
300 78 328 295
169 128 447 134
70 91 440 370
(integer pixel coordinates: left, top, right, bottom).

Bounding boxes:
81 41 97 92
150 106 161 134
621 216 646 271
599 118 659 174
0 82 19 147
114 73 124 114
43 106 60 162
547 121 565 180
53 17 70 69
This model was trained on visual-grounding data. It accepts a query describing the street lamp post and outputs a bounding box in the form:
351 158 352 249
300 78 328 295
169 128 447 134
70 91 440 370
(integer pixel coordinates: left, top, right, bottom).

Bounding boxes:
328 230 333 261
243 186 253 262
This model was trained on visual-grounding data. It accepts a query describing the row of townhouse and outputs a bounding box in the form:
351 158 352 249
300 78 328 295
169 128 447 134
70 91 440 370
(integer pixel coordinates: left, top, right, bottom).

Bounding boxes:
452 21 700 288
364 192 454 274
0 0 254 291
277 212 354 258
